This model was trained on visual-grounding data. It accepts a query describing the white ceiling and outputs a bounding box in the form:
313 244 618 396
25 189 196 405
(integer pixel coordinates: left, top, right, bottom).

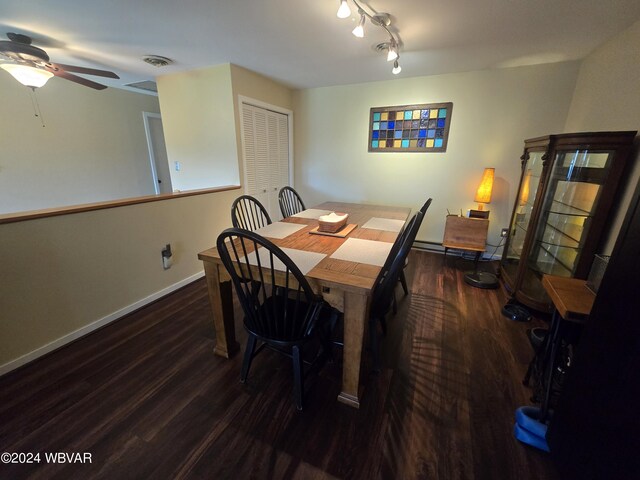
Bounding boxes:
2 0 640 93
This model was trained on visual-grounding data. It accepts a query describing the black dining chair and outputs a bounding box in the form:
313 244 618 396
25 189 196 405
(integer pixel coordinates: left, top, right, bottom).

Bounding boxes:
369 210 424 371
419 197 433 217
231 195 272 231
216 228 338 410
278 186 306 218
391 198 432 301
400 197 432 293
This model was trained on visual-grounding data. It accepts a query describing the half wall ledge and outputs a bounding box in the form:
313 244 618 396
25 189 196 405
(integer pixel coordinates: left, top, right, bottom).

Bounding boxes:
0 185 242 225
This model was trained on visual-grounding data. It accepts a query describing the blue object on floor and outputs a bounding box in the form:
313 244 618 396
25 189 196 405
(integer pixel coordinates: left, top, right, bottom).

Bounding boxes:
514 406 550 452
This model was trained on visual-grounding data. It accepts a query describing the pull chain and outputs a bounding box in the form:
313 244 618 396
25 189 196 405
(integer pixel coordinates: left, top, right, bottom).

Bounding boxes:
28 87 46 127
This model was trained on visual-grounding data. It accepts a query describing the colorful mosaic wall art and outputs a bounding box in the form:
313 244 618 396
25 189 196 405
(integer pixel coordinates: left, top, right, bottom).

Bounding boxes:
368 103 453 152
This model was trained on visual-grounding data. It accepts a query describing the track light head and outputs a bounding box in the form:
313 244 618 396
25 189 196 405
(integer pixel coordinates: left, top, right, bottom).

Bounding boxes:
376 41 399 62
386 40 398 61
337 0 351 18
352 12 365 38
392 59 402 75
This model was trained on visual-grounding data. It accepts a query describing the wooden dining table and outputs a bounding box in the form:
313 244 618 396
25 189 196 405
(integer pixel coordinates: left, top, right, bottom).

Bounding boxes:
197 201 412 408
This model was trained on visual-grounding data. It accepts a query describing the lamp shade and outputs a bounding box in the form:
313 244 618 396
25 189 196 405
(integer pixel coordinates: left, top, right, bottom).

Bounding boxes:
1 63 54 88
474 167 495 205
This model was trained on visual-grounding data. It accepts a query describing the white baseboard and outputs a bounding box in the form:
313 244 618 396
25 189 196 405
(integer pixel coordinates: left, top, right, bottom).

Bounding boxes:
0 271 205 377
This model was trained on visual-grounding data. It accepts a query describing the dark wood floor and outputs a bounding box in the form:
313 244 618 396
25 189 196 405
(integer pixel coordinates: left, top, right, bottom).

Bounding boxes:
0 251 559 480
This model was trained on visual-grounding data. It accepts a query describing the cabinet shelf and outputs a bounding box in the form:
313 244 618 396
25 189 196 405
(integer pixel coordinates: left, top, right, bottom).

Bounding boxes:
536 242 579 273
499 131 636 312
552 166 608 184
508 244 523 259
541 221 583 247
531 259 572 277
547 200 591 216
515 221 529 234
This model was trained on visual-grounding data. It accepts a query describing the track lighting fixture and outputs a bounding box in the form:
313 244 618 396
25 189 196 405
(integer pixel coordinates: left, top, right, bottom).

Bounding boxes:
336 0 402 75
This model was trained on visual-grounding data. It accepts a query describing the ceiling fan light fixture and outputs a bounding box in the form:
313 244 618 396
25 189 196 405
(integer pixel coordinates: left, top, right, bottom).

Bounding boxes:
0 63 53 88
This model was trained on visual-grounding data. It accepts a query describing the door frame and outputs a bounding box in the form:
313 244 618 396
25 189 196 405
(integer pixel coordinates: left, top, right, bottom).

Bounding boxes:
142 112 171 195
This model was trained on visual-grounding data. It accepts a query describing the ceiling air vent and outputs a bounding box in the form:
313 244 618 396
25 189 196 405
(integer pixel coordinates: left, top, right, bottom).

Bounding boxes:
142 55 173 67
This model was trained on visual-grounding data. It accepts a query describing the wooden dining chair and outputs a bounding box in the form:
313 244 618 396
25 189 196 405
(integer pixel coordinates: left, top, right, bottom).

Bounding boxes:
231 195 272 231
278 186 306 218
369 210 424 371
216 228 338 410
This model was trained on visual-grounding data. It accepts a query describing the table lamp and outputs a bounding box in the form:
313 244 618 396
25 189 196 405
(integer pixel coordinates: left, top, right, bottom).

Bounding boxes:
465 167 499 288
470 167 494 218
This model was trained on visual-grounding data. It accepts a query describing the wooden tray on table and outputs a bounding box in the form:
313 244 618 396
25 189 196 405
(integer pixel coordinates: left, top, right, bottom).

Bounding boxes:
309 224 358 238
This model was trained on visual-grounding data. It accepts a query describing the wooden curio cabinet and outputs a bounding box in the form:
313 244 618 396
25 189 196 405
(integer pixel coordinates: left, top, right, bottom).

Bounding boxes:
499 131 636 312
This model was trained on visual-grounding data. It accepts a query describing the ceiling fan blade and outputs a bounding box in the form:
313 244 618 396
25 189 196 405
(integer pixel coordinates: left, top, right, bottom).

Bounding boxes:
51 69 108 90
51 63 119 79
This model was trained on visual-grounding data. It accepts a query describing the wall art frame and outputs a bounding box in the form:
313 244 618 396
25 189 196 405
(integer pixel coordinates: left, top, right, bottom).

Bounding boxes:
368 102 453 153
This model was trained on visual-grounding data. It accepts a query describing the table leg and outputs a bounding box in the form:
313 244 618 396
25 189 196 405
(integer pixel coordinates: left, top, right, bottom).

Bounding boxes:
203 261 240 358
540 310 562 421
337 291 367 408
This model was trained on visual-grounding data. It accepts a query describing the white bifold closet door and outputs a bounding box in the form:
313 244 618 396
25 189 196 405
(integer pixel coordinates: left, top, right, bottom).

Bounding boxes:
241 103 290 220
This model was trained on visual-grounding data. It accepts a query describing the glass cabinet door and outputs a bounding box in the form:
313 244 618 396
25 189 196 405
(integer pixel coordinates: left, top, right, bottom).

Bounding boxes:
501 150 545 286
526 149 611 280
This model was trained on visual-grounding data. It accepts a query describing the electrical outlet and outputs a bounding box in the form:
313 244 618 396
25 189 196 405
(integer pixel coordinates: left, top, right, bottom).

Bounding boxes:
501 228 509 237
161 244 173 270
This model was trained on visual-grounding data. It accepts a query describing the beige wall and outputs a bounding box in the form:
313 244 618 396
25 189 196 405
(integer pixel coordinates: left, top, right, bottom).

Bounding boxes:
229 64 295 190
230 64 294 111
293 62 581 246
0 73 161 214
0 188 239 372
564 20 640 254
0 63 294 373
157 64 240 190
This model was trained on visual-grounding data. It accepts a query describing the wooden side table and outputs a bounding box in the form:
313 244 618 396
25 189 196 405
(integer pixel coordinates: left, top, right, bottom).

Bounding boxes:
533 275 596 421
542 276 595 321
442 215 495 288
442 215 489 256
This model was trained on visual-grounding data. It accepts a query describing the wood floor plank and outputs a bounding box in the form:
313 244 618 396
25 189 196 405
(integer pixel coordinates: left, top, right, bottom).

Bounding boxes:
0 251 559 480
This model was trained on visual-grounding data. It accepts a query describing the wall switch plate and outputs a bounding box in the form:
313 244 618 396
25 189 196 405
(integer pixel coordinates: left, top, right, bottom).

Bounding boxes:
174 161 181 171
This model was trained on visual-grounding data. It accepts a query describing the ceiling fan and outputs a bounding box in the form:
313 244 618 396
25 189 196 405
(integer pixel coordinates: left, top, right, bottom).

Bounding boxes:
0 32 119 90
